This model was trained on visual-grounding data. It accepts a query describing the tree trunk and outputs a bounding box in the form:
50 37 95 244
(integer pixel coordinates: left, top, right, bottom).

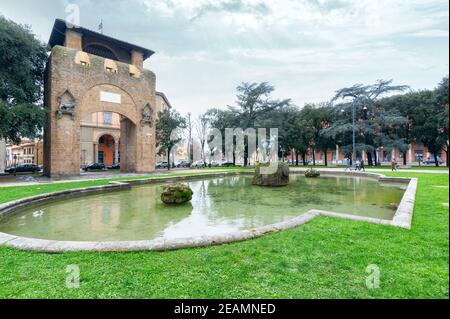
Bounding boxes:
312 148 316 166
233 151 236 166
446 148 449 167
302 152 307 166
403 152 407 165
367 152 373 166
433 151 440 167
167 150 171 170
295 153 299 166
201 142 205 162
324 149 328 166
244 142 248 167
373 150 378 166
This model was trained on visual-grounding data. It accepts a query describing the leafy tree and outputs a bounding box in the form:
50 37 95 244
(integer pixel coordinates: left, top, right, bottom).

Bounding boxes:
156 109 186 170
259 106 299 163
434 76 449 166
293 114 314 166
379 91 426 165
0 16 47 143
229 82 291 166
327 80 409 165
300 103 334 166
403 89 447 166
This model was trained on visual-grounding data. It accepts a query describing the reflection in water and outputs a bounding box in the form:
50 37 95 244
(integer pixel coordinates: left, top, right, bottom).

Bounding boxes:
0 175 405 241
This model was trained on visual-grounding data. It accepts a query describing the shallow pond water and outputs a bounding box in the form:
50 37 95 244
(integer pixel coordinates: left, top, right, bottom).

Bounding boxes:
0 175 405 241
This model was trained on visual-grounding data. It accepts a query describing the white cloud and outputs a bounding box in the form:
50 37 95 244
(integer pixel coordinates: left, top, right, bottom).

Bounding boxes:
410 30 449 38
1 0 447 116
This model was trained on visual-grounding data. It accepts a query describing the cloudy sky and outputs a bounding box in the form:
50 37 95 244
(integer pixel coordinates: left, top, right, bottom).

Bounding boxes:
0 0 448 116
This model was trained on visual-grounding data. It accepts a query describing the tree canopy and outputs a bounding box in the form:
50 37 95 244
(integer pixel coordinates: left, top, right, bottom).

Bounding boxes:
156 109 186 169
199 77 448 167
0 16 47 143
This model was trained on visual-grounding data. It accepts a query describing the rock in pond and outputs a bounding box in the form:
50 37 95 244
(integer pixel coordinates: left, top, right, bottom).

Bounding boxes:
252 162 289 187
305 168 320 178
161 184 193 204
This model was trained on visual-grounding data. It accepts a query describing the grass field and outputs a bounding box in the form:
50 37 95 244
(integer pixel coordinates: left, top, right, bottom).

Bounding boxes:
289 164 449 170
0 170 448 298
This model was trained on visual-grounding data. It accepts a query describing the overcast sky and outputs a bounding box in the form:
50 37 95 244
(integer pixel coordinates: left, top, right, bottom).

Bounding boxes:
0 0 448 117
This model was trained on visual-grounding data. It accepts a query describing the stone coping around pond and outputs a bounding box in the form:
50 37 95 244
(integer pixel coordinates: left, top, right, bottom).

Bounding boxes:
0 170 417 253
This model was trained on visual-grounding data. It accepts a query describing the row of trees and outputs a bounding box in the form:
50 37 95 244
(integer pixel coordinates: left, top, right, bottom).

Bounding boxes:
1 17 448 168
157 77 449 168
0 16 47 143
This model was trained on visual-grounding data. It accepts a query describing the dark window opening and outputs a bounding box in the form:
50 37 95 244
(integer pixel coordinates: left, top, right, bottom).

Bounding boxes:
98 151 104 164
84 44 118 60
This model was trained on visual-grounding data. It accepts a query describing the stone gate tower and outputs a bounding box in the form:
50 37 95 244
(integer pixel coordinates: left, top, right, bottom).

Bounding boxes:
44 19 157 176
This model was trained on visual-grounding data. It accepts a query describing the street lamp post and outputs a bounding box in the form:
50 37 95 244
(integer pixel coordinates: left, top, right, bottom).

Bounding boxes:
13 154 17 176
342 98 367 166
352 100 356 164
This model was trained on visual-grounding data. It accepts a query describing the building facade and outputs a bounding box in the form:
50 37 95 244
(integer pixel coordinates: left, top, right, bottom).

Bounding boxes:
4 139 44 167
80 92 172 166
0 138 5 173
289 143 447 165
44 19 158 176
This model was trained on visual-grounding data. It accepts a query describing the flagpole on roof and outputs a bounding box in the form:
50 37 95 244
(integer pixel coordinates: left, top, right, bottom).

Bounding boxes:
99 19 103 34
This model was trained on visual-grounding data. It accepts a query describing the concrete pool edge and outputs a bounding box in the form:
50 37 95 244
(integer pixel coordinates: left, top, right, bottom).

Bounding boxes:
0 171 417 253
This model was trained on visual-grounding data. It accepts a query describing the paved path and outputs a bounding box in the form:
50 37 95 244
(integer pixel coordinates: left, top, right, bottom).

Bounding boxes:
0 167 447 188
0 169 223 188
289 167 449 174
367 169 448 174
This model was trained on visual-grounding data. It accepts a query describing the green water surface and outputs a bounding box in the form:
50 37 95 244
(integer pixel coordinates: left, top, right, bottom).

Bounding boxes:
0 175 405 241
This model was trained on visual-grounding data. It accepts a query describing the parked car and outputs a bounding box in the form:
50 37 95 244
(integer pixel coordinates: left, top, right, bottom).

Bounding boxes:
209 161 221 167
221 161 235 167
83 163 106 171
424 159 444 165
176 160 191 168
107 163 120 170
191 160 207 168
5 164 40 174
156 162 169 169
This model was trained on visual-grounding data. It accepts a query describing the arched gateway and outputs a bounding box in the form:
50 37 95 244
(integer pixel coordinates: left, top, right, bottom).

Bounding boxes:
44 19 157 176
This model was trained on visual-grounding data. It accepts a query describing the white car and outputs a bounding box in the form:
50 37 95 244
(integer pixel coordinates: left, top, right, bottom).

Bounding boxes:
191 160 206 168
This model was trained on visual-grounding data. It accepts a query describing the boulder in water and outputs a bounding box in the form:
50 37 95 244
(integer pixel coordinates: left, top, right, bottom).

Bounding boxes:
252 162 289 187
161 183 193 204
305 169 320 178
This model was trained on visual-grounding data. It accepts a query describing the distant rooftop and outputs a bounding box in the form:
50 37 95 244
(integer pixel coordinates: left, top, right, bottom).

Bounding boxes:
156 92 172 109
48 19 155 61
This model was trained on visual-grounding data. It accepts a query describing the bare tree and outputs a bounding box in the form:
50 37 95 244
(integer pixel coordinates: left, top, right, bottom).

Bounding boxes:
195 114 209 162
185 112 193 163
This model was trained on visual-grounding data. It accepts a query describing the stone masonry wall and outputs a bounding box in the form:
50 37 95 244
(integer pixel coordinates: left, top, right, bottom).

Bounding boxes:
44 45 157 176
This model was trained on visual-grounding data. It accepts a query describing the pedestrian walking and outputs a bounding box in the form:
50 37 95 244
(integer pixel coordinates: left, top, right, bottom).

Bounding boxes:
360 159 365 172
345 157 352 171
391 158 398 172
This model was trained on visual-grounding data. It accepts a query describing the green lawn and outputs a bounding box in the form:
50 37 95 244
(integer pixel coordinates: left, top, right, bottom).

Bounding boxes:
290 164 449 170
0 171 448 298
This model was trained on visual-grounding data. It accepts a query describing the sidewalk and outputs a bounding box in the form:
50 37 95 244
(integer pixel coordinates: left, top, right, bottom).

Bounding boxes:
290 167 448 174
0 168 223 188
0 167 447 188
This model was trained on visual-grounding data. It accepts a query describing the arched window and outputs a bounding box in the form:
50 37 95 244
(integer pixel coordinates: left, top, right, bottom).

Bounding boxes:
84 44 118 60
